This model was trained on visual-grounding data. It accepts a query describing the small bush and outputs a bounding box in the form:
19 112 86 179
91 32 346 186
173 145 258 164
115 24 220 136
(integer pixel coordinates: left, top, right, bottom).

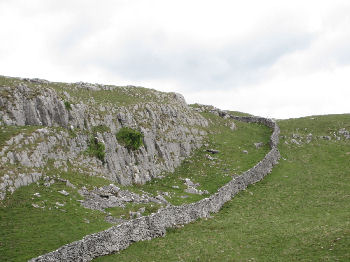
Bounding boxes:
87 136 105 162
116 127 144 150
64 101 72 111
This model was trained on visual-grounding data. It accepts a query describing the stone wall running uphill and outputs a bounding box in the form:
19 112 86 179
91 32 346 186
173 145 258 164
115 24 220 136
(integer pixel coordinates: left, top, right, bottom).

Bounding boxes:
29 111 280 262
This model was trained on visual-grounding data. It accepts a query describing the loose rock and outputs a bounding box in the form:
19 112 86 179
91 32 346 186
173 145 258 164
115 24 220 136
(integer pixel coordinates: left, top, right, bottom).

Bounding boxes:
206 149 219 154
254 142 264 149
58 190 69 196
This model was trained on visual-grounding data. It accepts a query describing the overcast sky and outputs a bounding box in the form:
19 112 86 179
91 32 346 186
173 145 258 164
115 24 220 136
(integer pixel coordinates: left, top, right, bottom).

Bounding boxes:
0 0 349 119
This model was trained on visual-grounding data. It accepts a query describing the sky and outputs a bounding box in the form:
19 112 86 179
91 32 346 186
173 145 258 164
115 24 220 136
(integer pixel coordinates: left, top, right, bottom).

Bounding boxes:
0 0 349 119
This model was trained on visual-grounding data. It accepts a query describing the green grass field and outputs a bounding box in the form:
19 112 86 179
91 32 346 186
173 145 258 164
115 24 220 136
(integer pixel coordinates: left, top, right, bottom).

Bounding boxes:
95 114 350 262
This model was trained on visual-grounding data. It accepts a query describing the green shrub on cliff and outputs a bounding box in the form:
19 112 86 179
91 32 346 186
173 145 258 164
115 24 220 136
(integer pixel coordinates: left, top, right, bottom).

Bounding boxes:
64 101 72 111
87 136 105 162
116 127 144 150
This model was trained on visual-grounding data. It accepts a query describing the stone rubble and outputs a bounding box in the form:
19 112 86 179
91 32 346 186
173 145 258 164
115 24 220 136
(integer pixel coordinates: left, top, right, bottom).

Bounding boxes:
78 184 167 212
281 128 350 146
183 178 209 195
338 128 350 139
306 133 313 143
291 139 300 145
206 154 216 161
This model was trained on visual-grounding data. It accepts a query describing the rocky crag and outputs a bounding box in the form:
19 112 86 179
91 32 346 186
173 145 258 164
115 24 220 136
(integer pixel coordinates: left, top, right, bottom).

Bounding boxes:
0 76 208 200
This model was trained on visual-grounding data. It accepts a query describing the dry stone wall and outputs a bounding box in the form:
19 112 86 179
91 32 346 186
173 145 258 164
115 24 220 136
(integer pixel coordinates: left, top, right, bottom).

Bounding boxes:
30 111 280 262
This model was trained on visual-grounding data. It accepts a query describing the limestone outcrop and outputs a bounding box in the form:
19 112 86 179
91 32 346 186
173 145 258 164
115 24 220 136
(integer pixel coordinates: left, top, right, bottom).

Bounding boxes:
0 76 208 199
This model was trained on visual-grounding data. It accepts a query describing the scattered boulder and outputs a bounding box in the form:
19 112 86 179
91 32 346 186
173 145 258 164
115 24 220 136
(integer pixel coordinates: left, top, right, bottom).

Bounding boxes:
254 142 264 149
184 178 199 188
66 180 76 189
291 139 300 145
306 133 313 143
242 150 248 154
339 128 350 139
183 178 208 195
155 195 168 204
33 192 41 197
184 187 209 195
206 149 219 154
31 203 44 209
206 154 216 161
43 176 55 187
58 190 69 196
292 133 300 139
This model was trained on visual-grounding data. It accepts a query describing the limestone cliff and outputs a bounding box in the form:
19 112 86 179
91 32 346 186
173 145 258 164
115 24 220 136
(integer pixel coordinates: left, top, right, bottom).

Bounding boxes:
0 76 208 200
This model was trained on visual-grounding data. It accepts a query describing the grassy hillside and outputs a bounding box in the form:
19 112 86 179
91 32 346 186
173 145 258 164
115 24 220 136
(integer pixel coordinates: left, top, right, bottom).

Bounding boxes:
0 75 163 107
0 110 271 261
95 114 350 262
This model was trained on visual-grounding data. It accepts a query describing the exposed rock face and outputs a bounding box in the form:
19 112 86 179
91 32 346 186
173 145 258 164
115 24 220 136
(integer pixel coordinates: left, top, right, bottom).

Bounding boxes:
0 84 69 127
0 77 208 199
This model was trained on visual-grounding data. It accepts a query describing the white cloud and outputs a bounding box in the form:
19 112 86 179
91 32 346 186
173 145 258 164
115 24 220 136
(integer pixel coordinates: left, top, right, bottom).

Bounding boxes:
0 0 349 118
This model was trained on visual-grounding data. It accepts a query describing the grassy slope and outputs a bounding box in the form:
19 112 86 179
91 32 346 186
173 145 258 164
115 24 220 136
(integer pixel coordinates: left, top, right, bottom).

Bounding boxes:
0 112 270 261
0 75 162 107
0 179 111 261
0 126 40 151
95 114 350 262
